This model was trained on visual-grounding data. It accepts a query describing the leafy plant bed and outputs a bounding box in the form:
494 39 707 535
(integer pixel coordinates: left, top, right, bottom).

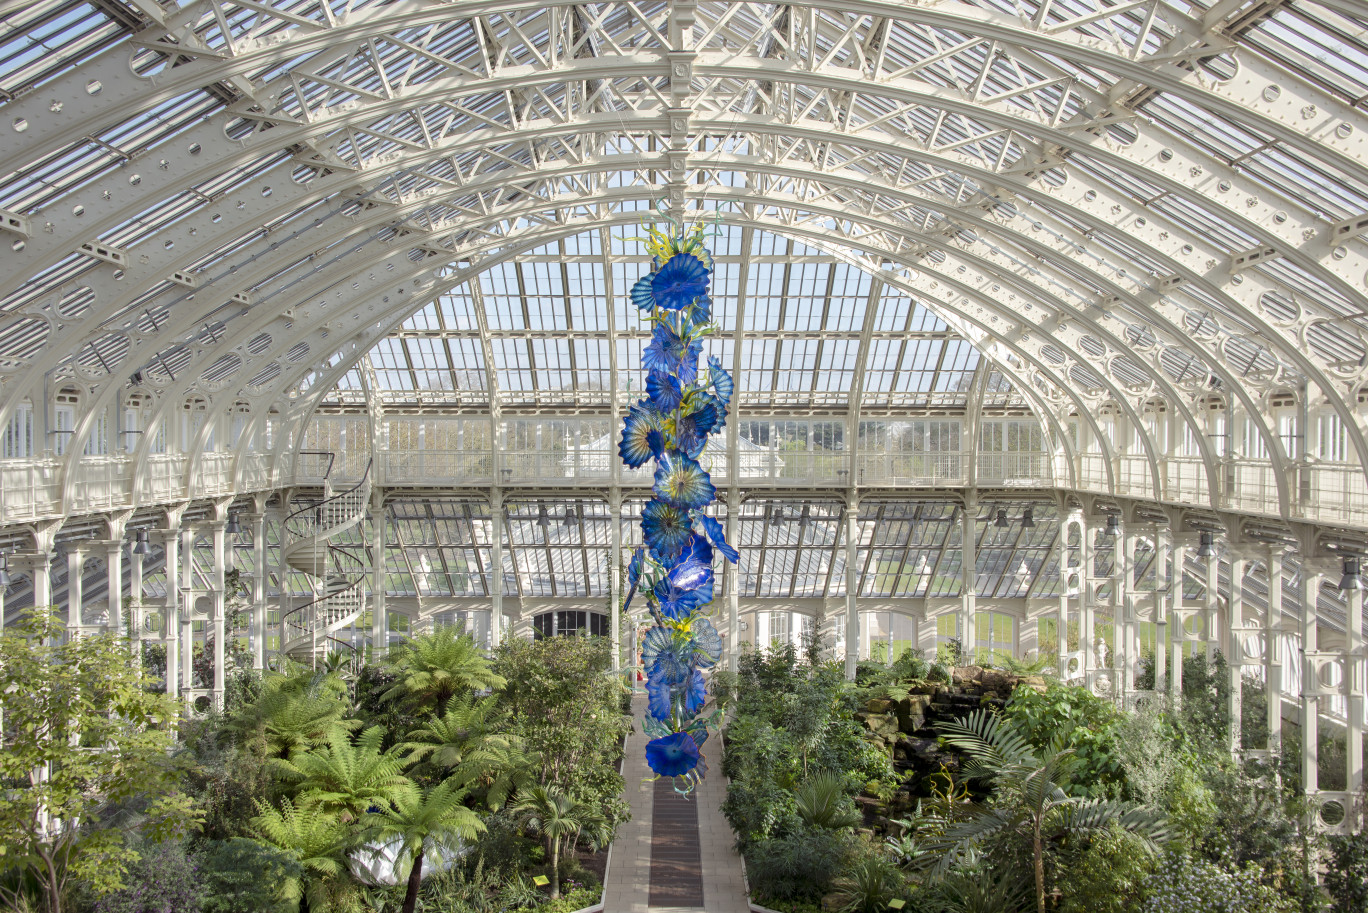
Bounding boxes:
724 644 1336 913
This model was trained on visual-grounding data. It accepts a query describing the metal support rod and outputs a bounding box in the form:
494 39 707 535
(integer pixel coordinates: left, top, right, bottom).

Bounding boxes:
66 546 84 638
1266 546 1284 750
844 500 859 680
609 489 622 674
961 498 976 662
105 540 123 637
1347 583 1363 827
1153 524 1168 691
1301 564 1321 794
490 490 504 648
1228 555 1246 753
371 495 387 653
162 527 180 700
181 526 194 693
210 520 227 710
251 512 267 669
727 490 741 673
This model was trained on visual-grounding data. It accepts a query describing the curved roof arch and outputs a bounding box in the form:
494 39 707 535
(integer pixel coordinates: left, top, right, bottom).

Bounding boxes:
1 0 1366 528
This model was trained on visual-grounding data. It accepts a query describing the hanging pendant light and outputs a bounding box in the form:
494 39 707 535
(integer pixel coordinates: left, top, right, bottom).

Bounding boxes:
1195 531 1216 558
1105 514 1120 537
0 552 12 588
536 504 551 529
1339 557 1364 592
563 506 579 528
225 513 242 536
132 529 153 556
995 508 1010 528
1021 506 1036 529
770 505 787 528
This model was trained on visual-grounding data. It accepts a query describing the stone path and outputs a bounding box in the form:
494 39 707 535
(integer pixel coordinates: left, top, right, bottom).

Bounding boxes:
602 694 750 913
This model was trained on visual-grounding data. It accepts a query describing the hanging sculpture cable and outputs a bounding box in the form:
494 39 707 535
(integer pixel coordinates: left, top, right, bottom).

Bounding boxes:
619 222 738 797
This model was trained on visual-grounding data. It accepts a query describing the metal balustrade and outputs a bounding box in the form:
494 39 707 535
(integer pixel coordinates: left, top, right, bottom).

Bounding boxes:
3 446 1368 528
279 461 372 660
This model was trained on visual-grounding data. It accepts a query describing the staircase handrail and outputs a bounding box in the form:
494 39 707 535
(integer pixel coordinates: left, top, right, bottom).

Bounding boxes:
283 459 373 540
296 450 337 481
279 543 369 643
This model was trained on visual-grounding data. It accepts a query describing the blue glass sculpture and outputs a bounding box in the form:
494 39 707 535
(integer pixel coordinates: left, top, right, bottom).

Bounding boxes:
621 223 736 795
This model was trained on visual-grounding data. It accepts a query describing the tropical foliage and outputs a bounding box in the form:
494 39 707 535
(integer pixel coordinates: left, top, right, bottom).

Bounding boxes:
726 643 1334 913
1 618 623 913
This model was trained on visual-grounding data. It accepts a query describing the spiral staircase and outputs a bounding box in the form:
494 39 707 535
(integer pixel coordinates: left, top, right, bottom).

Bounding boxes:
280 459 373 663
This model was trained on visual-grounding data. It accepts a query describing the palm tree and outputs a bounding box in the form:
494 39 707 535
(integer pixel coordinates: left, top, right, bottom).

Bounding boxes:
922 710 1168 913
251 798 352 912
363 780 486 913
276 725 413 822
513 786 594 900
381 626 506 716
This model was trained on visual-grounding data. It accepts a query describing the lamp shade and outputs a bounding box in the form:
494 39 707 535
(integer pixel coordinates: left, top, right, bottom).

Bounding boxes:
1339 557 1364 592
1021 507 1036 529
1105 514 1120 537
995 509 1009 528
1195 531 1216 559
225 513 242 535
132 529 153 556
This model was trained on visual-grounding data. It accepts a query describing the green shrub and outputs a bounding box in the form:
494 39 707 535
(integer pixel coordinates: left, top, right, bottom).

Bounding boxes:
1327 832 1368 913
199 838 300 913
90 842 204 913
1001 682 1125 797
745 829 851 903
1134 853 1299 913
1057 826 1156 913
827 853 906 913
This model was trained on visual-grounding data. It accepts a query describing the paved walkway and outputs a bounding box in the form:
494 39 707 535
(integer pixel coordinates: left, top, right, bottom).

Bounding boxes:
603 694 749 913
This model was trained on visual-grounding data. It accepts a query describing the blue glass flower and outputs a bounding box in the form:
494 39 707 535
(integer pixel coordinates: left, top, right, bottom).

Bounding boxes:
686 395 722 436
619 403 663 468
630 273 656 311
650 645 691 685
694 512 739 563
642 499 694 563
647 675 674 721
641 626 674 667
655 557 714 618
647 371 683 412
624 547 646 611
687 533 713 566
627 547 645 590
654 451 716 510
709 356 733 406
645 731 701 778
685 670 707 714
644 324 702 385
675 415 708 460
650 253 709 311
692 618 723 669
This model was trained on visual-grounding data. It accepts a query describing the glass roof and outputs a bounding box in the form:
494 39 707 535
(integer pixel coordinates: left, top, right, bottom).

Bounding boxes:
323 224 1005 413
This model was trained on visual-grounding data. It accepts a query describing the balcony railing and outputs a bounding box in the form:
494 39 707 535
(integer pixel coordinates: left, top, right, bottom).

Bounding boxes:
3 447 1368 530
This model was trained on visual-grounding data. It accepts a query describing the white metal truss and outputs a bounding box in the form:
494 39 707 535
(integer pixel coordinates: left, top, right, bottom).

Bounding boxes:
0 0 1367 532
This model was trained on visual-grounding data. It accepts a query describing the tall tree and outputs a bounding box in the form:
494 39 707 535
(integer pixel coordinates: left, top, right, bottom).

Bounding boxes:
362 781 485 913
923 710 1169 913
381 626 505 716
0 611 201 913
